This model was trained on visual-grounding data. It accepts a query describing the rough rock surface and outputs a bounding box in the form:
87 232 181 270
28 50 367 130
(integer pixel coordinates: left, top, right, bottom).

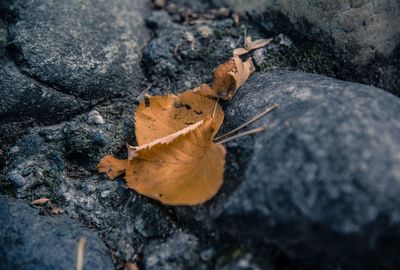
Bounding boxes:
2 99 177 266
0 196 114 270
213 0 400 95
2 0 400 269
143 9 239 94
214 0 400 64
216 71 400 270
4 0 150 99
0 0 151 147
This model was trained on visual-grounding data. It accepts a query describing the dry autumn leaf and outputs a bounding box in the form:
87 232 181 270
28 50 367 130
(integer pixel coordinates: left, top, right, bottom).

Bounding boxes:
134 89 223 144
31 197 50 205
97 54 269 206
97 157 127 179
99 117 226 205
97 121 206 180
233 36 273 56
98 88 226 205
126 117 225 205
211 55 255 99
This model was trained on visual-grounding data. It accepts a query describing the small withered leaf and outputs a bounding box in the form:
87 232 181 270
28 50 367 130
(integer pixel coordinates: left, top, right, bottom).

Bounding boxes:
211 55 255 99
233 36 273 56
31 198 50 205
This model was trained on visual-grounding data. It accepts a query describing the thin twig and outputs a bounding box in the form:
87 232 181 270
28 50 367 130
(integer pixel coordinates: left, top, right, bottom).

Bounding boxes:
214 104 279 141
216 126 268 144
77 237 86 270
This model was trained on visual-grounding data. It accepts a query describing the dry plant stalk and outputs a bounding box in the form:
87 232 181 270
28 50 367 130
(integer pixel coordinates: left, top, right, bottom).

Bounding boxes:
76 237 86 270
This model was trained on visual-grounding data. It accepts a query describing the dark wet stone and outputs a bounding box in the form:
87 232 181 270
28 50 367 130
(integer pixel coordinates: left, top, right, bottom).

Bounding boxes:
0 196 113 270
216 71 400 270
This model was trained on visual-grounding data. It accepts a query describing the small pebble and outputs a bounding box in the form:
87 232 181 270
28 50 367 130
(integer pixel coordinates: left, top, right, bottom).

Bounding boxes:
197 25 213 38
38 129 62 142
87 110 105 125
276 33 293 47
91 132 108 147
252 48 267 67
200 248 216 261
6 171 26 188
21 165 34 177
100 190 111 198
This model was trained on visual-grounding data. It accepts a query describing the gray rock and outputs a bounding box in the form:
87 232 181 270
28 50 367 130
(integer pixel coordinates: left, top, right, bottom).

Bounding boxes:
6 171 26 188
0 0 151 141
216 71 400 269
213 0 400 95
4 0 150 100
214 0 400 65
0 58 86 124
0 196 113 270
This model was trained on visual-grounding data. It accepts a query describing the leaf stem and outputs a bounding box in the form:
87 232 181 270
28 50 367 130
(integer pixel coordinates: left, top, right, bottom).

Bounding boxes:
216 126 268 144
214 104 279 141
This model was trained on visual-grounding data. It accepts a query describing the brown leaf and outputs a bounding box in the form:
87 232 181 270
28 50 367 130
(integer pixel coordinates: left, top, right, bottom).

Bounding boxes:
31 198 50 205
134 89 224 145
245 36 273 50
98 117 225 205
211 55 255 99
192 83 217 97
129 119 205 156
98 156 127 180
233 36 273 56
126 117 226 205
97 53 260 205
